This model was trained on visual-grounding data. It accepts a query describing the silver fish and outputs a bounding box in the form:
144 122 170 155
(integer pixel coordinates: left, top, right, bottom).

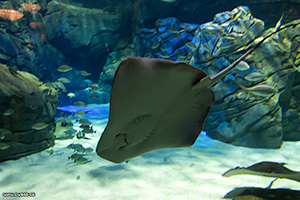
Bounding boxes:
56 77 70 84
239 84 278 96
3 108 15 116
32 122 49 130
0 142 10 150
75 111 86 117
236 60 250 71
244 72 266 82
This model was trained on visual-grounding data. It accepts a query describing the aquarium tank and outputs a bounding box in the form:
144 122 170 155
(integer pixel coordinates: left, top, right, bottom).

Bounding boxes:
1 0 300 199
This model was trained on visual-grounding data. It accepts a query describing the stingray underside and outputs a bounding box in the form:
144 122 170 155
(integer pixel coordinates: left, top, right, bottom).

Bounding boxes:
96 57 214 163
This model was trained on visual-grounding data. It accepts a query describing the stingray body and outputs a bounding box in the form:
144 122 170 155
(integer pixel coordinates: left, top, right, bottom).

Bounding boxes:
97 58 214 163
222 161 300 182
96 24 294 163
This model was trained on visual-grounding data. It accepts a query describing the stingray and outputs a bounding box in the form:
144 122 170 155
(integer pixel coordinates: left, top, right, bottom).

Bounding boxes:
96 23 296 163
224 187 300 200
222 161 300 182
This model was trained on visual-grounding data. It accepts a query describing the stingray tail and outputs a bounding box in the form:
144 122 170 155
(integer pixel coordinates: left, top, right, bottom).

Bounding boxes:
210 19 300 87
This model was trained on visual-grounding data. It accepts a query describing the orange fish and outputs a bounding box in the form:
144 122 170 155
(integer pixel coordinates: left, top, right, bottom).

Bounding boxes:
20 3 41 13
29 22 43 28
0 9 23 21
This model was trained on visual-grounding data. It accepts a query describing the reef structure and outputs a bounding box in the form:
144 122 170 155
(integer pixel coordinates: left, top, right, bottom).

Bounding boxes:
117 6 300 149
0 64 58 162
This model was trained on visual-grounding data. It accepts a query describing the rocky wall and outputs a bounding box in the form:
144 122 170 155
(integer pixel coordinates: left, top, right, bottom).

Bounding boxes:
131 6 300 148
0 64 57 162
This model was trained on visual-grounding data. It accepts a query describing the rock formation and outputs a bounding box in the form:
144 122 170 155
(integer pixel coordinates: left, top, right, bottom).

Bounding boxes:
120 6 300 148
0 64 57 162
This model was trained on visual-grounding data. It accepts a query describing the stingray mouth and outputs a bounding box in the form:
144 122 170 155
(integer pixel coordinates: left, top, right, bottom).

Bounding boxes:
116 129 154 150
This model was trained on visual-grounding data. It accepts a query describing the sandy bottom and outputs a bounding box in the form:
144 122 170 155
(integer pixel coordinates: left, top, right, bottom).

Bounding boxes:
0 104 299 200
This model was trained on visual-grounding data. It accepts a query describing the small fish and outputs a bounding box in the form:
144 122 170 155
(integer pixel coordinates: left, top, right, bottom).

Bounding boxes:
56 77 70 84
69 143 84 150
20 3 41 13
189 56 195 65
32 122 49 130
236 60 250 71
244 72 266 82
0 128 12 136
82 126 95 134
68 153 83 161
44 82 56 89
3 108 15 116
104 68 116 75
151 42 160 49
143 52 152 58
75 157 91 165
55 117 65 124
88 83 97 88
63 128 77 136
73 101 86 107
168 27 179 33
186 42 197 50
76 119 92 126
160 46 169 51
67 93 75 98
0 9 23 21
84 79 93 85
46 149 54 155
75 111 86 117
67 143 75 149
0 128 11 140
65 113 75 124
80 124 90 129
77 131 85 139
83 147 93 154
54 81 67 92
57 65 72 72
75 144 86 152
158 51 171 58
80 70 91 76
177 56 187 61
239 84 278 96
0 142 10 150
88 84 101 92
29 22 43 29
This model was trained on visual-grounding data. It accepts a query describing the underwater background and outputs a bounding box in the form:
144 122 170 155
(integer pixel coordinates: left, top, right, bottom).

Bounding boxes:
0 0 300 199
